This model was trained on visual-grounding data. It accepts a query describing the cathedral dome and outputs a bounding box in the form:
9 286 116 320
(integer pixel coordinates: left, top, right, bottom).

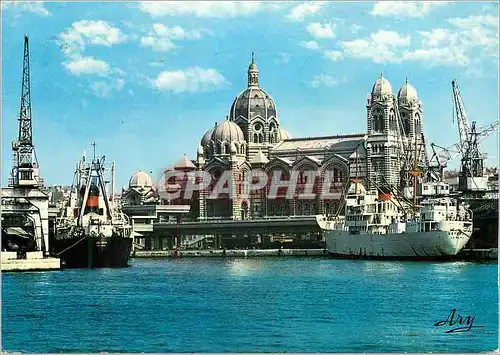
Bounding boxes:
230 87 278 122
229 55 278 123
398 78 418 103
211 120 245 143
129 170 152 189
371 73 393 98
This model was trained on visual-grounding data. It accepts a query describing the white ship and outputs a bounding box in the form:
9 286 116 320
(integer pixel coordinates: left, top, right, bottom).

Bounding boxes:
316 180 473 260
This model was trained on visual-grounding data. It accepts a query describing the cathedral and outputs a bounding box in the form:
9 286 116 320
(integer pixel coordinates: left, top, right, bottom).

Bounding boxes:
123 56 426 222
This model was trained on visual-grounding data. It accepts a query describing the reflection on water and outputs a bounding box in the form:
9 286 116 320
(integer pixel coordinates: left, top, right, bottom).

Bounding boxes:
362 261 406 275
430 261 471 274
227 258 266 277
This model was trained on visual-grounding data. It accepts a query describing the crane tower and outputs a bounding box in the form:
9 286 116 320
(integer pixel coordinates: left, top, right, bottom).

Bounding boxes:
10 35 42 188
452 80 491 192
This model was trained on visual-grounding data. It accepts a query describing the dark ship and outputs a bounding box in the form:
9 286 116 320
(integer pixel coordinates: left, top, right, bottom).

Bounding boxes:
53 147 132 268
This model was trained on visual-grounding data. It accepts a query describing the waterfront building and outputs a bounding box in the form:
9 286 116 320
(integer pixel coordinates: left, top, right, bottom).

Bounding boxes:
121 56 428 249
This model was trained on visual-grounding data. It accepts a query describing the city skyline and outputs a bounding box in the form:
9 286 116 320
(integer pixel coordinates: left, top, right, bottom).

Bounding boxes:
2 1 498 189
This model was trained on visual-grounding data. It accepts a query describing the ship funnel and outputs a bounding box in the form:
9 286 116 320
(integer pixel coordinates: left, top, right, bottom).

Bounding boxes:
84 182 100 214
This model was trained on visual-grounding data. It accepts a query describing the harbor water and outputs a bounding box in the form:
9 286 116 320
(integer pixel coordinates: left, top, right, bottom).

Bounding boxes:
2 258 498 353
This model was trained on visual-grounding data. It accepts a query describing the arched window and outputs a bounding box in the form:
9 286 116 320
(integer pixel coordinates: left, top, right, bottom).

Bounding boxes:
253 133 258 143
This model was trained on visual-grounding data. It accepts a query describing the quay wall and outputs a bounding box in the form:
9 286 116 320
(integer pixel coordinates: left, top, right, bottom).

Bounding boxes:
133 249 328 258
132 248 498 261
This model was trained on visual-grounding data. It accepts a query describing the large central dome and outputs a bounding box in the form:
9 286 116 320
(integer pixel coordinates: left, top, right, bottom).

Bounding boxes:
229 56 278 123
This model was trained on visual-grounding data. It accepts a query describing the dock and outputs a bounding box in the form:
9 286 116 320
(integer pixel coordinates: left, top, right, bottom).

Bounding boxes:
1 251 61 272
133 248 328 258
456 248 498 261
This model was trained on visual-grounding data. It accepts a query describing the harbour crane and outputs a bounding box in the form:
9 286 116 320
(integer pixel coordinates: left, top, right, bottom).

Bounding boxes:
428 121 498 180
10 35 42 188
450 80 498 192
3 35 50 255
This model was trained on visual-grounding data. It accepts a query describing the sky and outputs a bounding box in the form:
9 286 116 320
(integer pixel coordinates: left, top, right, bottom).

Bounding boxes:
1 1 499 190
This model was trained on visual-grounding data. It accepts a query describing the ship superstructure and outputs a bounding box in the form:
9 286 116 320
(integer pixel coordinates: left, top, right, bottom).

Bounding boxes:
53 145 132 268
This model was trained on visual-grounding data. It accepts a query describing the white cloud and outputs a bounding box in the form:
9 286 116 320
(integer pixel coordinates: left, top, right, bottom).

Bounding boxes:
138 1 276 18
91 78 125 98
370 1 448 18
275 52 291 64
287 2 324 21
403 47 470 67
140 24 203 52
350 24 363 34
59 20 128 56
324 50 343 61
63 56 110 76
325 15 497 68
1 1 51 16
152 67 228 93
446 14 498 28
340 30 410 63
309 74 341 88
307 22 335 38
404 14 498 66
300 40 320 50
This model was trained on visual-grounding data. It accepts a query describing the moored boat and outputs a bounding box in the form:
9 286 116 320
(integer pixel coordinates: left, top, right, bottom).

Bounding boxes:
53 147 133 268
317 180 473 260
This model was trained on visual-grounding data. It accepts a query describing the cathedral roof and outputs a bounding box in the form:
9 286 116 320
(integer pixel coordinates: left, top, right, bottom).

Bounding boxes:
270 134 366 160
279 128 291 141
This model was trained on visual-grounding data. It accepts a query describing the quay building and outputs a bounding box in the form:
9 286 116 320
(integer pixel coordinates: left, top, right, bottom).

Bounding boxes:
121 57 427 250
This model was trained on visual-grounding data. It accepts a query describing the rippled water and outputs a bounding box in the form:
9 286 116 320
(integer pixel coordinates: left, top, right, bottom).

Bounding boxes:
2 258 498 353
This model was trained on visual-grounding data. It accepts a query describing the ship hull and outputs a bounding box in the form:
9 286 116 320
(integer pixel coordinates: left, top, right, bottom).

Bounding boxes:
325 229 470 261
52 235 132 269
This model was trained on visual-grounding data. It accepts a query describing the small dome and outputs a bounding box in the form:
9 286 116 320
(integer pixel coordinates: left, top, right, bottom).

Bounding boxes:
371 73 393 98
129 171 152 189
398 78 418 102
212 120 245 143
201 124 216 147
278 128 291 141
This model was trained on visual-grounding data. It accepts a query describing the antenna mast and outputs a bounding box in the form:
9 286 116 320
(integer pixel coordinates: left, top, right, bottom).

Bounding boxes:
10 35 41 187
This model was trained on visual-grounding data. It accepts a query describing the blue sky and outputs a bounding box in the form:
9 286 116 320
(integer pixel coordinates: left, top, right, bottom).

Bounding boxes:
2 1 499 189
